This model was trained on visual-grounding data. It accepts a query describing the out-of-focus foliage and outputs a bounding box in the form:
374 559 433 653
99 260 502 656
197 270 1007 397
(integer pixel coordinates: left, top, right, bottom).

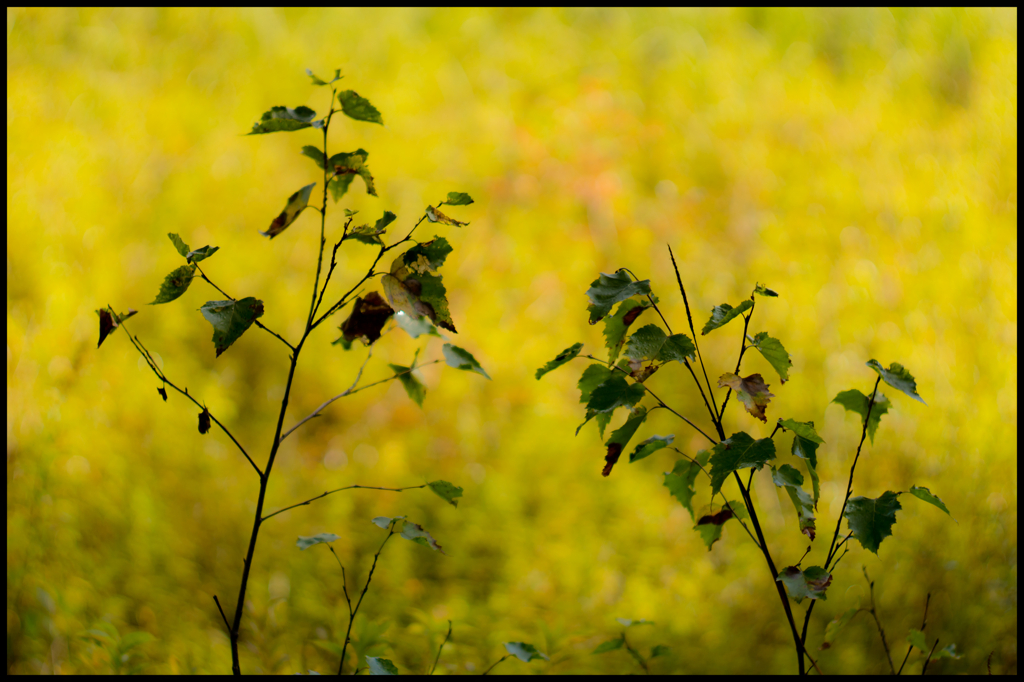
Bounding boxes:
7 7 1016 674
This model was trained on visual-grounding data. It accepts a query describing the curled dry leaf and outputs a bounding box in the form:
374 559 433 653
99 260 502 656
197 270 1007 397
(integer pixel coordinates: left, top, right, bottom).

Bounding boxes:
718 372 775 422
338 292 394 346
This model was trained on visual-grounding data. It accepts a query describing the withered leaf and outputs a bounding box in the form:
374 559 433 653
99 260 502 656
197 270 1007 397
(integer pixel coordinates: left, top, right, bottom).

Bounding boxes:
602 443 623 477
260 183 316 238
96 308 138 348
697 508 735 526
425 205 469 227
198 406 211 434
157 386 168 401
718 372 775 422
338 292 394 347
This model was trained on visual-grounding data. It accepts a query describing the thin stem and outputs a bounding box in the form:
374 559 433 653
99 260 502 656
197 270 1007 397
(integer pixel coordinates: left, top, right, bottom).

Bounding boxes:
863 567 896 674
582 355 716 444
339 525 397 675
193 264 295 352
717 302 755 421
112 310 262 478
311 230 349 322
278 358 440 444
667 245 720 420
897 593 930 675
921 639 940 675
669 446 759 549
429 620 453 674
212 595 231 634
621 632 649 674
262 484 427 523
480 655 510 675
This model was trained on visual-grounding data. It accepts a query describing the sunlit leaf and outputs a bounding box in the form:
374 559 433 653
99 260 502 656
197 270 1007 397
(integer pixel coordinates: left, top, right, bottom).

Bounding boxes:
248 105 317 134
347 211 396 246
442 191 474 206
327 149 376 199
296 533 341 550
504 642 548 662
338 90 383 125
199 297 265 357
337 292 394 348
748 332 791 383
442 343 490 379
832 389 890 443
427 480 463 507
389 363 425 406
385 239 457 332
401 238 453 272
536 342 584 380
382 273 436 322
908 485 955 522
845 491 901 554
866 359 926 404
150 264 196 304
718 373 775 422
629 434 674 464
776 565 831 603
754 283 778 297
394 311 440 339
260 183 316 238
603 406 647 476
772 464 816 540
586 271 652 325
701 300 753 335
425 205 469 227
185 245 219 263
708 432 776 496
168 232 190 257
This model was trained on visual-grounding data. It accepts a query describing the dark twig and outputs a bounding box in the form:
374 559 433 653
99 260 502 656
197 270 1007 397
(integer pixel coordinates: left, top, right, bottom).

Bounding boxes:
429 620 453 674
262 484 428 523
480 655 511 675
338 521 398 675
213 595 231 634
898 593 931 675
668 245 720 420
921 639 940 675
863 567 896 675
193 263 295 352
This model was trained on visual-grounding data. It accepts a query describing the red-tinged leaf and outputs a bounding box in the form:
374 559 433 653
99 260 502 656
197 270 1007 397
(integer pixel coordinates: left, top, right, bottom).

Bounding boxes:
718 372 775 422
157 386 168 401
602 443 622 477
260 183 316 238
697 508 734 526
337 292 394 348
198 406 211 434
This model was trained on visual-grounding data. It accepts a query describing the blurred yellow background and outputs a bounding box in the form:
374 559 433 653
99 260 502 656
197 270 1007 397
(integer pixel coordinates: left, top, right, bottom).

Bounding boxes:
7 7 1016 674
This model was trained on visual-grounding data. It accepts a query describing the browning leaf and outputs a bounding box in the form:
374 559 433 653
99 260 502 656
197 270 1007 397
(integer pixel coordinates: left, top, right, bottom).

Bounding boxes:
697 509 735 526
260 183 316 238
157 386 168 401
198 406 211 435
718 372 775 422
96 308 138 348
338 292 394 347
425 205 469 227
602 443 623 477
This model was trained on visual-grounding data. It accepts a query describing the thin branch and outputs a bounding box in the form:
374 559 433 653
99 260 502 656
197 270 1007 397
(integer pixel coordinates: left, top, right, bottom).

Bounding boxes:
921 639 940 675
193 264 295 352
262 484 428 523
863 567 896 674
898 593 931 675
668 244 720 420
212 595 231 634
338 524 396 675
718 301 755 421
112 310 262 478
480 655 510 676
669 446 759 549
429 620 453 675
311 229 349 322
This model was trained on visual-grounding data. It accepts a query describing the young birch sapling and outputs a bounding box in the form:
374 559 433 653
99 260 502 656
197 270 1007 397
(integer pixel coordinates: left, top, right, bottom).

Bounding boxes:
537 246 957 674
96 68 488 675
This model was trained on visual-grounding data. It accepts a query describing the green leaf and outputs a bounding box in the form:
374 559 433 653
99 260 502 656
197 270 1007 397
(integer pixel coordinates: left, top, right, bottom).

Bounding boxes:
442 344 490 380
663 458 703 522
603 298 649 364
603 406 647 476
365 656 398 675
382 274 437 324
772 464 817 540
427 480 463 507
185 245 219 263
248 105 317 135
907 628 928 652
908 485 955 522
389 364 425 407
442 191 474 206
394 312 440 339
348 211 396 246
832 389 890 443
327 149 376 199
593 637 624 654
306 67 341 86
578 364 615 404
624 324 667 363
717 373 775 422
754 283 778 297
866 359 926 404
845 491 901 554
629 434 674 464
296 533 341 550
338 90 383 125
586 271 652 325
659 334 696 363
931 643 962 660
585 375 646 414
504 642 548 662
708 432 776 496
778 419 824 444
425 205 469 227
695 501 748 551
372 516 399 529
301 145 326 169
536 342 584 380
399 519 445 553
384 239 456 332
402 237 453 272
260 183 316 238
776 565 832 603
650 644 670 658
150 264 196 304
822 607 859 649
701 300 753 335
199 297 265 357
785 420 822 506
748 332 792 383
168 232 190 257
